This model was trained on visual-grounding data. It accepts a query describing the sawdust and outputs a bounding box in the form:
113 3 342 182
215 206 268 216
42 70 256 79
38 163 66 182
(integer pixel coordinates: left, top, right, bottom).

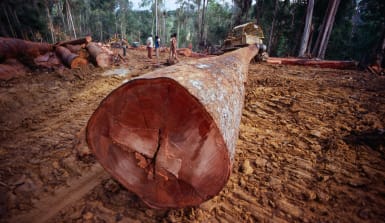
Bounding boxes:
0 49 384 222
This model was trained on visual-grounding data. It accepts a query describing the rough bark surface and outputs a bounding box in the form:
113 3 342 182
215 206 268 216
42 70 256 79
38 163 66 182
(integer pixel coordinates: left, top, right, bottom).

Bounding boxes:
86 42 111 68
55 45 87 68
86 46 259 208
267 57 357 69
56 36 92 46
0 37 53 62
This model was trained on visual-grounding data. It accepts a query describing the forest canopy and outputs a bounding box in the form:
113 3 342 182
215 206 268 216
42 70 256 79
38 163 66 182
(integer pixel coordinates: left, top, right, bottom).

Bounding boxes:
0 0 384 63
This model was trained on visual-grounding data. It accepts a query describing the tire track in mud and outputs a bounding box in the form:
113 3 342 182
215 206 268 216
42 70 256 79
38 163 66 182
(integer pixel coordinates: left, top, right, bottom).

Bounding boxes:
9 164 108 223
0 71 126 221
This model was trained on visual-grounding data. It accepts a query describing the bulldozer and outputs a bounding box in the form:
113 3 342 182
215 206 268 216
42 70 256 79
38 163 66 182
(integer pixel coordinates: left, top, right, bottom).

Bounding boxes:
223 22 268 61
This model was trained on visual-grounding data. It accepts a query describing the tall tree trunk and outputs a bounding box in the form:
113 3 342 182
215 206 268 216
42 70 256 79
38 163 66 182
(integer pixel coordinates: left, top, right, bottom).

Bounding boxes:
58 0 68 39
3 7 16 38
306 24 314 55
66 0 77 39
155 0 158 36
197 0 201 46
45 0 56 43
199 0 206 47
298 0 314 57
199 0 207 46
312 0 340 59
267 0 279 55
317 0 340 59
163 12 166 46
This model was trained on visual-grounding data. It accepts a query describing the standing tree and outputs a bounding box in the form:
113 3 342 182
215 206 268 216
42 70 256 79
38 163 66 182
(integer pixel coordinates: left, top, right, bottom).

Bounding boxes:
298 0 314 57
312 0 341 59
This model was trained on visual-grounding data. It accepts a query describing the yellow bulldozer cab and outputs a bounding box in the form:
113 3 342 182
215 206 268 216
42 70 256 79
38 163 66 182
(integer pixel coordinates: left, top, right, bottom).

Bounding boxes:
224 22 265 48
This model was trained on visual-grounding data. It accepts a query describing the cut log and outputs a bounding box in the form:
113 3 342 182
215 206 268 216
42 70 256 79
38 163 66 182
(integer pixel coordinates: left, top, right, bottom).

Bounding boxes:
86 45 259 208
56 36 92 46
64 44 83 54
267 57 357 69
176 48 192 57
0 37 53 63
86 42 111 68
55 46 88 69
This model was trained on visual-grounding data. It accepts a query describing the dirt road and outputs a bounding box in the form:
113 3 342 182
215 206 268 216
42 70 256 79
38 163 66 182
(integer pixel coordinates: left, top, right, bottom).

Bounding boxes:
1 50 384 222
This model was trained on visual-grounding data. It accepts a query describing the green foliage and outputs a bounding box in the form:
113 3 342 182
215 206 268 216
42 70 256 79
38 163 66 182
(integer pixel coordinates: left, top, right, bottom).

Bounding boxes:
351 0 385 62
205 0 232 46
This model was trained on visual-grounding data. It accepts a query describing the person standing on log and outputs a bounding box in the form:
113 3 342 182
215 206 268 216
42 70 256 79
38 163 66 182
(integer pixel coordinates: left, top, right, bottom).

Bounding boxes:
155 35 160 65
169 33 178 63
146 35 153 59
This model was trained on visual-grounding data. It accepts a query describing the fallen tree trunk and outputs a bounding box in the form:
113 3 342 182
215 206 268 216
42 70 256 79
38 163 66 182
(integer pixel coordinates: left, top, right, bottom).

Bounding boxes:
86 42 111 68
64 44 83 54
0 37 53 63
176 48 192 57
267 57 357 69
86 45 259 208
55 46 88 68
56 36 92 46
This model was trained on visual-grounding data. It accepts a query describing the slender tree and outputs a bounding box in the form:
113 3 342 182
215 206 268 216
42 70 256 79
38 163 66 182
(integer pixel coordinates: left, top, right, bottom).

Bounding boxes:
267 0 279 55
298 0 314 57
312 0 341 58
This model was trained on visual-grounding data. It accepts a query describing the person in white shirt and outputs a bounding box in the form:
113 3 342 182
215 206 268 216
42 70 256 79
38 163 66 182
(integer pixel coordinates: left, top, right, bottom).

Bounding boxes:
146 35 153 59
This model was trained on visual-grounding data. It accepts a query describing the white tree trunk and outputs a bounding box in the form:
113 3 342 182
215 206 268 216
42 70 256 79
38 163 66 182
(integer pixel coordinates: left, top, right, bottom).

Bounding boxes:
298 0 314 57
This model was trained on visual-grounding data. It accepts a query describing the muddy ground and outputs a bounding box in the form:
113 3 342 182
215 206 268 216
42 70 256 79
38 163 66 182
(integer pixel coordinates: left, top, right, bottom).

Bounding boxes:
0 49 384 223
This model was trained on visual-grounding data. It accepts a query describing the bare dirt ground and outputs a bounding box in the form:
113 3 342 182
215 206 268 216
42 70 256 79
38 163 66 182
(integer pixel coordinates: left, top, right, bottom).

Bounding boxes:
0 49 384 223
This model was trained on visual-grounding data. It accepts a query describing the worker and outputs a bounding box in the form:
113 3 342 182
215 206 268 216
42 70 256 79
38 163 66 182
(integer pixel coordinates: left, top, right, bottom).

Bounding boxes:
146 35 153 59
169 33 178 63
155 35 160 64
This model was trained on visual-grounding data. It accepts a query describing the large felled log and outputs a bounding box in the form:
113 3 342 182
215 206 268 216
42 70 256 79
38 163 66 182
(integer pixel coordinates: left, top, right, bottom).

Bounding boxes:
64 44 83 53
86 45 259 208
0 37 53 63
176 48 192 57
55 46 88 68
267 57 357 69
56 36 92 46
86 42 111 68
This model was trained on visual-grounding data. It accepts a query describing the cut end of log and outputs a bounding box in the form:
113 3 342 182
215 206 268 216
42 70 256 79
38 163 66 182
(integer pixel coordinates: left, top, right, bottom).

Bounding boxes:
70 57 88 69
86 77 230 208
96 54 111 68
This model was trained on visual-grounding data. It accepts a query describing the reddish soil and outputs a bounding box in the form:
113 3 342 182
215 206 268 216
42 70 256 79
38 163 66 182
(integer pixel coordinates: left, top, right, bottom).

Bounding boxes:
0 49 384 223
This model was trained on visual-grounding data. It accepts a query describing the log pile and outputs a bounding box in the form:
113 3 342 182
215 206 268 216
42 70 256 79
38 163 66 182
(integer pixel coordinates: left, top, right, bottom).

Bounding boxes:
86 45 259 209
266 57 358 70
0 36 116 81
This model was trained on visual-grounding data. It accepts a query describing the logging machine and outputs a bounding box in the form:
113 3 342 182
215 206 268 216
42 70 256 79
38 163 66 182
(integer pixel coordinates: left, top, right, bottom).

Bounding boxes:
223 22 268 61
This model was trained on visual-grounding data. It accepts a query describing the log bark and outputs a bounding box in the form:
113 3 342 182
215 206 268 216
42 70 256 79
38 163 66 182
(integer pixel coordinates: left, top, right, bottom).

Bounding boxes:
86 45 259 208
176 48 192 57
64 44 83 53
56 36 92 46
267 57 357 69
86 42 111 68
55 45 88 68
0 37 53 63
